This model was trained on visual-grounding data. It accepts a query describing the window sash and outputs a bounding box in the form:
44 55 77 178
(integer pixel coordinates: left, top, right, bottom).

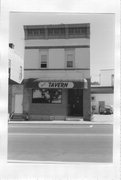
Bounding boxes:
40 52 48 68
65 49 75 68
67 60 73 68
41 62 47 68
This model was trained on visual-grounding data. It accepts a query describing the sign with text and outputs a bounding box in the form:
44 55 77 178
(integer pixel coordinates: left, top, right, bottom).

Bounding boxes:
9 48 23 84
24 79 87 89
38 81 74 89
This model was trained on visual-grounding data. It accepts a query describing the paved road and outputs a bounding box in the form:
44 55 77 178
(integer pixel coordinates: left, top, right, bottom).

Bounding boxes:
8 123 113 163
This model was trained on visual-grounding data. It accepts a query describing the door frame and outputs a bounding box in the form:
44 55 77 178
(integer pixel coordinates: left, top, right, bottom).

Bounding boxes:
68 89 83 116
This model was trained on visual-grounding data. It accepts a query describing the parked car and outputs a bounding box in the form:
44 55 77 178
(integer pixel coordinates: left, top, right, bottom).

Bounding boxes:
100 105 113 115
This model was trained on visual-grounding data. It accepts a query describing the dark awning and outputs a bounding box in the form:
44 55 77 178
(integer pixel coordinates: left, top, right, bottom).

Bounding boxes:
24 78 88 89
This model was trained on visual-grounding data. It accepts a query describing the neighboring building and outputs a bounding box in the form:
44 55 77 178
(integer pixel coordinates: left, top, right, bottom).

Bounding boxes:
91 69 114 114
23 23 91 121
99 69 114 86
8 43 24 117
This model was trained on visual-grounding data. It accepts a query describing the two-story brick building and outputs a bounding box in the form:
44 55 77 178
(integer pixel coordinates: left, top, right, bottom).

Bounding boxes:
22 23 91 121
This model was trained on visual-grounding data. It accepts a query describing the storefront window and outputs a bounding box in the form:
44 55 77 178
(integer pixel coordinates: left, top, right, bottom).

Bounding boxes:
32 89 62 104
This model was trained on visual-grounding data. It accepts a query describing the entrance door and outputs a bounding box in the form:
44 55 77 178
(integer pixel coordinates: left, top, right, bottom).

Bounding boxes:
68 89 83 116
14 94 23 113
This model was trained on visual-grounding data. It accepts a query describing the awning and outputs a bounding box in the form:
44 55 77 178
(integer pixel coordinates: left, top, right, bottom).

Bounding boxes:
24 78 88 89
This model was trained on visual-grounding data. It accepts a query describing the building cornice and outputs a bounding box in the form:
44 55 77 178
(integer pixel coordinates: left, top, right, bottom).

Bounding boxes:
25 45 90 49
24 23 90 29
24 68 90 71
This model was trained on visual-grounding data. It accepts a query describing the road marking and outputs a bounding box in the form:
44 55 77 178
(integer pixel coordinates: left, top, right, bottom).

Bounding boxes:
8 133 112 136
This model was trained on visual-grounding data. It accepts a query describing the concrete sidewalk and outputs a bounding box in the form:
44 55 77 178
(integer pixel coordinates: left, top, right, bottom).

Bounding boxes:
8 114 113 125
91 114 113 124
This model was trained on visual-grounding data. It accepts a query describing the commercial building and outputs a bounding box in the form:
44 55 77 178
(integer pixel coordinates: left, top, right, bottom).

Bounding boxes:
10 23 91 121
91 69 114 114
23 23 91 121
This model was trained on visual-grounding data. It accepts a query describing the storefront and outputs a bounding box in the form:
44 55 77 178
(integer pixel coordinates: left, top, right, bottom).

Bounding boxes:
23 78 91 121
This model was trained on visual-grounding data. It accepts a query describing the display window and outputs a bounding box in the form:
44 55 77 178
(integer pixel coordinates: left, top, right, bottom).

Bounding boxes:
32 89 62 104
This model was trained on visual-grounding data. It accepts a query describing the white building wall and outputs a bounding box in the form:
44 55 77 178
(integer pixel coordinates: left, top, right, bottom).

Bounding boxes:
24 47 90 70
49 49 64 68
25 38 89 47
24 49 39 69
91 93 114 113
24 69 90 80
75 48 90 68
100 69 114 86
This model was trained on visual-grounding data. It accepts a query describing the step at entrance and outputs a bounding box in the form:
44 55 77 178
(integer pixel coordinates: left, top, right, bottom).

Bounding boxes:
10 113 25 120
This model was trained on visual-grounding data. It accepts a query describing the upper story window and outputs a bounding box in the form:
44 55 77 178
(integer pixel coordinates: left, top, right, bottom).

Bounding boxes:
65 49 75 68
68 26 89 38
68 27 82 35
40 50 48 68
67 54 73 67
24 23 90 40
27 28 45 38
48 28 65 38
41 55 47 68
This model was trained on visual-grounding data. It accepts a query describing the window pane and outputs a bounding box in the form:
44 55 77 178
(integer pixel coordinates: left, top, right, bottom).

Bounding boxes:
66 52 74 68
41 54 47 68
67 54 73 61
48 28 54 36
48 28 65 38
68 28 74 34
41 63 47 68
33 30 39 35
51 89 62 103
67 61 73 67
32 89 62 104
28 30 33 35
39 29 45 35
41 55 47 61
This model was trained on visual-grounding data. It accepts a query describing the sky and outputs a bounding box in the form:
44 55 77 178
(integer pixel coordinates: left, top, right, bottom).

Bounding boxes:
9 12 115 82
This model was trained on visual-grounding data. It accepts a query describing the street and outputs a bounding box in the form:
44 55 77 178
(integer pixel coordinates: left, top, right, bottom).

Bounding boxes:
8 123 113 162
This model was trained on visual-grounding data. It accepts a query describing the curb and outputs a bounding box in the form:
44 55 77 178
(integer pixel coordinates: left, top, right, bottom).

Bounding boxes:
8 120 113 125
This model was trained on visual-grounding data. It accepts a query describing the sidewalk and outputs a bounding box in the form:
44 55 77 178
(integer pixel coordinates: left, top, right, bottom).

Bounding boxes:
8 114 113 125
91 114 113 124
